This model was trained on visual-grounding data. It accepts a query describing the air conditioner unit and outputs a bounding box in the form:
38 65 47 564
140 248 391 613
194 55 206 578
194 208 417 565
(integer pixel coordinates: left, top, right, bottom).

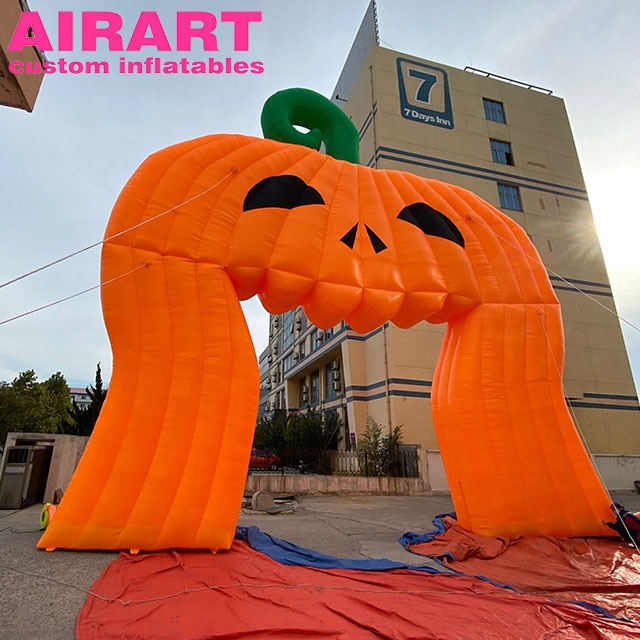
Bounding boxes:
267 355 273 364
295 319 302 331
331 371 341 381
316 334 324 344
271 373 277 382
301 392 309 403
293 353 299 361
266 382 272 390
302 384 309 393
272 346 278 356
330 360 340 371
332 381 342 392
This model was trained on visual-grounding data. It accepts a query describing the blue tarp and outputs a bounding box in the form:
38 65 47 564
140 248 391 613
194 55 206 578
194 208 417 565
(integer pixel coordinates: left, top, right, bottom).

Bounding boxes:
235 525 441 573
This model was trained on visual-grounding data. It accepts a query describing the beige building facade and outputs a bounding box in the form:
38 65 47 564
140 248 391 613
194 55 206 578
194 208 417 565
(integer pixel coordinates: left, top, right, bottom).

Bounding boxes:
261 21 640 464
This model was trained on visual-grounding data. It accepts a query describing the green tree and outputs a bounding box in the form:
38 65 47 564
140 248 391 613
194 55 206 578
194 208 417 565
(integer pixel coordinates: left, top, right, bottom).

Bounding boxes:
253 408 343 473
44 372 73 427
0 379 23 443
285 410 325 453
253 411 289 454
358 416 403 476
9 370 44 432
65 401 92 436
323 410 342 450
61 363 108 437
0 370 72 445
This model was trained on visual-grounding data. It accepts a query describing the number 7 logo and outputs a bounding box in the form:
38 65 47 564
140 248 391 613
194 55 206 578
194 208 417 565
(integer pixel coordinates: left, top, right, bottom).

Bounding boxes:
408 68 438 104
397 57 454 130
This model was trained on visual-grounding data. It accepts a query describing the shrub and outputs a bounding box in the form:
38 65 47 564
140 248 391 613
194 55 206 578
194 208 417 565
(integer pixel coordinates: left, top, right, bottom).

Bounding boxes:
357 416 403 476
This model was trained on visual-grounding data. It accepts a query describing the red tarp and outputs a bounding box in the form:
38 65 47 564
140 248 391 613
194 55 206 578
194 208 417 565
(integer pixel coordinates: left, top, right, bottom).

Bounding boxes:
406 515 640 624
77 537 640 639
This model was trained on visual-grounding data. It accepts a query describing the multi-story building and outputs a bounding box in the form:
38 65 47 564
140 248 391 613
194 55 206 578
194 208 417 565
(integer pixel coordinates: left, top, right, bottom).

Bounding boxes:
261 3 640 473
0 0 45 112
69 387 92 411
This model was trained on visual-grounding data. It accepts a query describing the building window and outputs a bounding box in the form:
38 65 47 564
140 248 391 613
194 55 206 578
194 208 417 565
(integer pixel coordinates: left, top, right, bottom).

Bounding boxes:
483 98 506 123
497 183 522 211
325 363 340 401
283 311 294 350
283 352 295 372
310 370 320 406
309 328 318 352
299 378 308 406
490 139 514 165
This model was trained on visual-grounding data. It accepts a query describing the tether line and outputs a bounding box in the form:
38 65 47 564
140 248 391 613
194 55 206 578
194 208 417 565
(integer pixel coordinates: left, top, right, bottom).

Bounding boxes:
0 168 236 291
0 263 150 326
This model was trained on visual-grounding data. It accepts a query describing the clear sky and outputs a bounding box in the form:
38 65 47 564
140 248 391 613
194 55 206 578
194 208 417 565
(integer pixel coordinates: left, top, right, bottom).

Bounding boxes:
1 0 638 391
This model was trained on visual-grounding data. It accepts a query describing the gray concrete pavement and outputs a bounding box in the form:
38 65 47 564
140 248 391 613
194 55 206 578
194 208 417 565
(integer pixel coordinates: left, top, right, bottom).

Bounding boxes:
1 492 639 639
0 504 114 640
239 494 456 566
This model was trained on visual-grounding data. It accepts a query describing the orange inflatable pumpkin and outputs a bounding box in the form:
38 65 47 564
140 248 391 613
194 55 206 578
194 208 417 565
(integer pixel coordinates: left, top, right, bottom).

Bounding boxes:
38 89 612 552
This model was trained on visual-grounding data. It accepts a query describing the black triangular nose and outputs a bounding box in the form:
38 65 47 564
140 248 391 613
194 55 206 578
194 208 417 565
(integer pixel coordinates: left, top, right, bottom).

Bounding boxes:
364 225 387 253
340 224 358 249
340 223 387 253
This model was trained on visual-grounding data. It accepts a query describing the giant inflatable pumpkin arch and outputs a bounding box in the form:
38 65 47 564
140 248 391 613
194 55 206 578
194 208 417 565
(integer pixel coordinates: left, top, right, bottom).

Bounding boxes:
38 89 612 552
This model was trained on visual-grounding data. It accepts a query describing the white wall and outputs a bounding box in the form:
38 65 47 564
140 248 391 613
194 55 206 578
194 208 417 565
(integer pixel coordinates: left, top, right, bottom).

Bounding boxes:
426 450 640 494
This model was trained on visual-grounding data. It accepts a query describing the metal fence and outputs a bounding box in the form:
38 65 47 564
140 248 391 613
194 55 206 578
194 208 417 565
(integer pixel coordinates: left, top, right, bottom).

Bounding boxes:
326 447 419 478
249 446 421 478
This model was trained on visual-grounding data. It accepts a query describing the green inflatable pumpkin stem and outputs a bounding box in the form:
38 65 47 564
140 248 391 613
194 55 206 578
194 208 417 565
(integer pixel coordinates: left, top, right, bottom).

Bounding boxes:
261 88 360 164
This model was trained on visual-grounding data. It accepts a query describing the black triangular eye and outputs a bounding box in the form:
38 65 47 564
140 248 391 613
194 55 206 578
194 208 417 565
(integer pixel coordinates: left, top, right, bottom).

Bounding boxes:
397 202 465 248
243 175 325 211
